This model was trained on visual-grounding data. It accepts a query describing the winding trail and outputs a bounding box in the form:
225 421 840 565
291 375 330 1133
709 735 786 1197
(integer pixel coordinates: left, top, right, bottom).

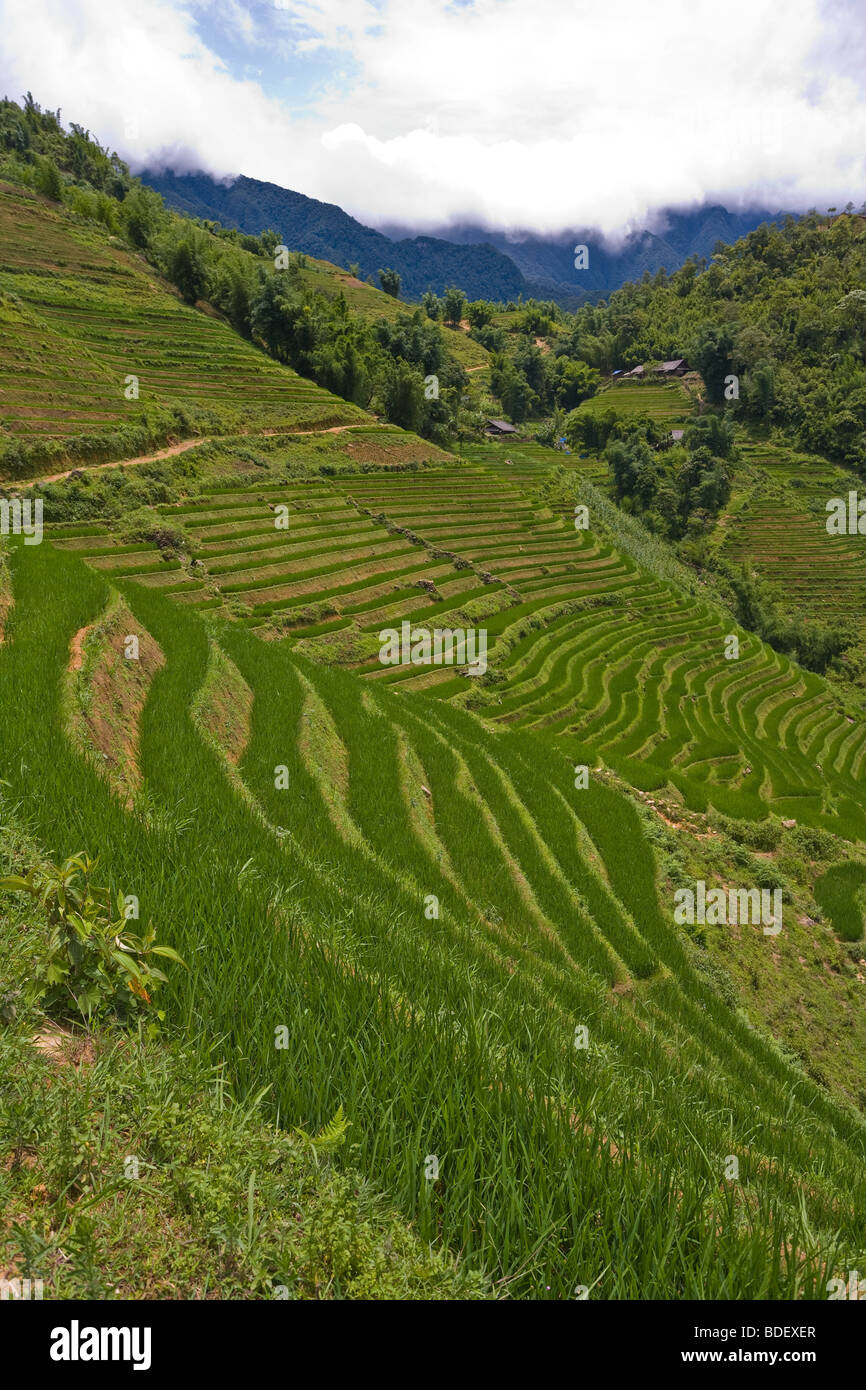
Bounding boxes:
35 423 382 486
42 437 207 485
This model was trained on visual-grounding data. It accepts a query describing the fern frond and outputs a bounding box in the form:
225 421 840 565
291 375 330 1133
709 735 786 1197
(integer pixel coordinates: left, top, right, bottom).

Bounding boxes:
296 1104 351 1156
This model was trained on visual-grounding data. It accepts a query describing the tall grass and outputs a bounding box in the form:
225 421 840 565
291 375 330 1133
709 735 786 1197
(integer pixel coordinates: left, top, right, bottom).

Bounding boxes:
1 539 864 1297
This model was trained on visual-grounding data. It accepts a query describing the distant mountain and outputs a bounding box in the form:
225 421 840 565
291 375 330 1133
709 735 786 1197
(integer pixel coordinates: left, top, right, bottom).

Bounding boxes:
379 205 792 305
140 170 527 302
142 169 790 308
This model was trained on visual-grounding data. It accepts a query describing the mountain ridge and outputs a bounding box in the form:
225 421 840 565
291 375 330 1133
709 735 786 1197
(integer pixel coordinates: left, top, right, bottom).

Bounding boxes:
379 204 793 301
140 169 527 301
142 167 789 306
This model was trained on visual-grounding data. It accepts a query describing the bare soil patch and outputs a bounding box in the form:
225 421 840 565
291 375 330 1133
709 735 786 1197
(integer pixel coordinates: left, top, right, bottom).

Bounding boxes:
66 602 165 803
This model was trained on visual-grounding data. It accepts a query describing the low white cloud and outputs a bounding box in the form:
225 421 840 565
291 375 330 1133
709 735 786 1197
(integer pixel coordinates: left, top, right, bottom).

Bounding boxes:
1 0 864 236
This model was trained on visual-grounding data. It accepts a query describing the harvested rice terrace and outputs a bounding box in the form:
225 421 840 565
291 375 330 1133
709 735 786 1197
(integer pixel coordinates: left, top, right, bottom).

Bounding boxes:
0 182 365 440
46 451 866 836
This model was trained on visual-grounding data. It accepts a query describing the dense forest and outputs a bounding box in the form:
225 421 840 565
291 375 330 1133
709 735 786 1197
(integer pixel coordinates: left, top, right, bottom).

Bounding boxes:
562 212 866 469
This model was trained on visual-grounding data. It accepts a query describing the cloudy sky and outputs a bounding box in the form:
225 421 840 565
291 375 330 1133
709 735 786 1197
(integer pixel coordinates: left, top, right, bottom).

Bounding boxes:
1 0 865 237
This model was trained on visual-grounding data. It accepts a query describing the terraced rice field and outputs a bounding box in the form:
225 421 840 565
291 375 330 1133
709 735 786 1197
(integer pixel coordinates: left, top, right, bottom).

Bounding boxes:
580 378 693 424
48 447 866 838
0 182 365 448
460 438 599 486
3 534 866 1297
720 444 866 632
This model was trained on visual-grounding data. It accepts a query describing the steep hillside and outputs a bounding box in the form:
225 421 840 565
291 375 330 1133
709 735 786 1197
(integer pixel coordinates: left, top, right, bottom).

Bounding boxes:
567 209 866 464
288 253 489 370
715 441 866 656
142 169 527 302
3 96 866 1307
2 531 865 1300
0 98 490 472
0 180 366 472
389 205 790 303
29 436 866 843
144 172 789 308
0 788 486 1300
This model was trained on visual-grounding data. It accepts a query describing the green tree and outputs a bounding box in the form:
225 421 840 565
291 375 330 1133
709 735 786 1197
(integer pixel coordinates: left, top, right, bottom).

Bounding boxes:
381 358 425 432
496 364 535 423
551 358 600 410
250 273 296 360
692 324 735 405
442 285 466 328
120 184 163 249
378 267 401 298
466 300 494 329
34 155 62 201
167 235 210 304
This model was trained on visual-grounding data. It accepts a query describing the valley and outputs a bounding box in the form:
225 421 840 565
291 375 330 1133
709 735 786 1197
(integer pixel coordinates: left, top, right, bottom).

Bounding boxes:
1 92 865 1308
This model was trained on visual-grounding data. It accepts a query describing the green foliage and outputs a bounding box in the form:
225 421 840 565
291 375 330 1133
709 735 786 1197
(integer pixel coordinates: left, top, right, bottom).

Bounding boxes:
296 1105 351 1159
164 232 211 304
0 1023 486 1299
601 421 731 541
564 210 866 468
0 95 471 456
815 863 866 942
0 853 185 1024
691 323 735 405
724 562 855 674
489 354 536 422
0 94 129 198
119 183 165 249
379 358 426 432
466 299 494 328
548 356 600 409
378 267 401 298
3 478 866 1298
442 284 466 327
247 280 465 437
33 154 63 201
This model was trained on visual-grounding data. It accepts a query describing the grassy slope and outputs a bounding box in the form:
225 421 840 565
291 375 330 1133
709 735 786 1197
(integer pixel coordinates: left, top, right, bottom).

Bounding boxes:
0 810 486 1301
0 181 367 472
574 376 696 427
35 433 866 835
715 439 866 642
2 190 866 1300
1 537 865 1299
489 372 866 699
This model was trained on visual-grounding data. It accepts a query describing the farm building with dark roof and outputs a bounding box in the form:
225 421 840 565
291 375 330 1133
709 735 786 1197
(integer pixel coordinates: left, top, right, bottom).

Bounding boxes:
656 359 688 375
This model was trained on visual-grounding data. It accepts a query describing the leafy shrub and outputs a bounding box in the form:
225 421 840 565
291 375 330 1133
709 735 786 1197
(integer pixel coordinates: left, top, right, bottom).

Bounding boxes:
1 853 185 1024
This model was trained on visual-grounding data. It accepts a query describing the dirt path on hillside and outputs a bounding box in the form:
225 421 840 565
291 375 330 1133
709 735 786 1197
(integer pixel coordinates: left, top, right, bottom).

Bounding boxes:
42 437 207 484
34 423 378 486
69 625 89 671
261 423 384 438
